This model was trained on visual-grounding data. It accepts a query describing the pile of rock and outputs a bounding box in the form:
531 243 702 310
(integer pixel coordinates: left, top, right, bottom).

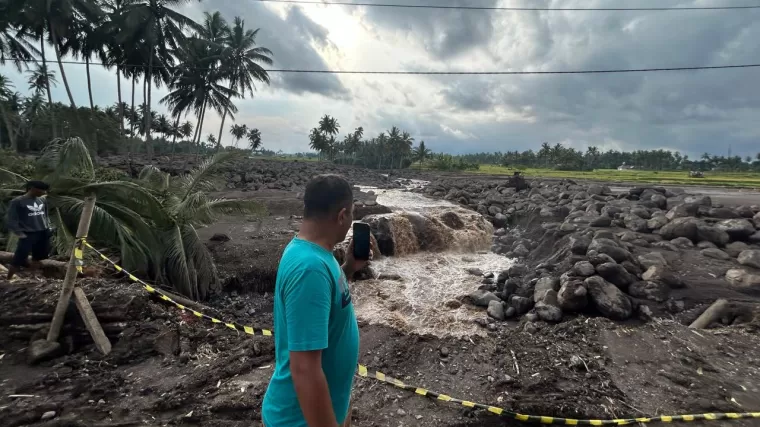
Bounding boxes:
430 178 760 324
103 155 397 192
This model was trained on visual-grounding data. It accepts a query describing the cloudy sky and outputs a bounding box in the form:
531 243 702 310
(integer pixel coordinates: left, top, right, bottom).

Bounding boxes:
5 0 760 158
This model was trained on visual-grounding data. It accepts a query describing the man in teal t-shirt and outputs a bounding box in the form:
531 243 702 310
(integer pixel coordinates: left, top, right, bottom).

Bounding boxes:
263 174 370 427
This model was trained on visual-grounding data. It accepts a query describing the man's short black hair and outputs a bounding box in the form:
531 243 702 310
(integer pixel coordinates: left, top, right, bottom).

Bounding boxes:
26 180 50 191
303 174 353 219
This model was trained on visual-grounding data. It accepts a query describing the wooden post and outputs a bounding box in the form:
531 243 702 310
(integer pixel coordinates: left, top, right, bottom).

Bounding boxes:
73 287 112 354
46 196 96 342
689 299 729 329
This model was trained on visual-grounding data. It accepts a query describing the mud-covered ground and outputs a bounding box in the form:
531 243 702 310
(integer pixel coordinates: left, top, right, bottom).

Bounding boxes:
2 167 760 426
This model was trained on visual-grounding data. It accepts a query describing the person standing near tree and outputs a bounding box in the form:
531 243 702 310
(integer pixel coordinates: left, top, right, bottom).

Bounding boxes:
5 181 52 280
262 174 371 427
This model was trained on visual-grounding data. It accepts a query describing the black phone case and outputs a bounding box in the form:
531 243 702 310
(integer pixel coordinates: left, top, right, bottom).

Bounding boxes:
353 223 371 261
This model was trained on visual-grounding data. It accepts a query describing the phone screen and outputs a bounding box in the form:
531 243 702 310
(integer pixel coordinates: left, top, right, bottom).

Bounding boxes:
353 222 371 261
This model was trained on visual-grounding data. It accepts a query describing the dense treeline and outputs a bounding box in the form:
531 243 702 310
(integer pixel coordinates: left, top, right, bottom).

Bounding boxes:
0 0 272 157
463 142 760 172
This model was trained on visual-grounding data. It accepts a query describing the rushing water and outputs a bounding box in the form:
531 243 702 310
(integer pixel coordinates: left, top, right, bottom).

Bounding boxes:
353 187 513 337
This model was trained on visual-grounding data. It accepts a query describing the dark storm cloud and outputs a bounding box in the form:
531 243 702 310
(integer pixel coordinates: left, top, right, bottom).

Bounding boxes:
391 1 760 157
352 0 499 59
196 1 348 98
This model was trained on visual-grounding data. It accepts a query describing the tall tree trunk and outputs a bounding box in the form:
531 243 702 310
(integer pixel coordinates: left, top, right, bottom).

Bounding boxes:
40 37 56 138
86 56 94 109
170 116 179 154
0 104 16 151
117 68 125 150
215 90 233 150
129 76 136 153
144 46 154 161
50 25 76 108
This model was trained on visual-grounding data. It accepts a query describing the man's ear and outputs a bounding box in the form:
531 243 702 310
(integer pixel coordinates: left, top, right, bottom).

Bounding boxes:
337 207 348 225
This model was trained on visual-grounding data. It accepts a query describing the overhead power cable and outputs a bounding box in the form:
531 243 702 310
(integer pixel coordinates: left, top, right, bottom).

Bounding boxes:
254 0 760 11
11 58 760 75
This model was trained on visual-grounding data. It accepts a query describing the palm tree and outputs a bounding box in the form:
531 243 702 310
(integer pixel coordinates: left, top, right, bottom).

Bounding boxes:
0 2 39 71
0 74 18 150
180 121 193 141
135 152 265 299
230 123 248 147
247 127 261 151
0 137 164 271
412 140 431 168
215 17 272 146
19 0 103 108
309 127 327 160
161 36 238 155
318 114 340 137
154 113 170 140
119 0 202 159
27 64 58 100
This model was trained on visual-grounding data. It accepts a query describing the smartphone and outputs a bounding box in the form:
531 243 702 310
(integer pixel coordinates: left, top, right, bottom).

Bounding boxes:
353 222 371 261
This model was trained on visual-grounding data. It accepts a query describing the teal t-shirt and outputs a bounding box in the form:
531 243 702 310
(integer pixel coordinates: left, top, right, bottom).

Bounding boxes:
262 238 360 426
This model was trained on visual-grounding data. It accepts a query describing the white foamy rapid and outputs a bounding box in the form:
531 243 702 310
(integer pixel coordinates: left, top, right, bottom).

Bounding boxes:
353 186 513 337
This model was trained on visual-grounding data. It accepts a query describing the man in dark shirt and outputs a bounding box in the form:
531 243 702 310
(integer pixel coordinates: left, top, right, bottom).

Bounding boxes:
5 181 52 280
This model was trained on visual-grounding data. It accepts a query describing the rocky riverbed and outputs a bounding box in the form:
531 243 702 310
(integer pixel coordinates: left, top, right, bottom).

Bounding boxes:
418 177 760 327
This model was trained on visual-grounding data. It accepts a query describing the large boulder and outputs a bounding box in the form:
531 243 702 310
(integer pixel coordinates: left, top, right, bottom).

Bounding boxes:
696 223 730 247
469 290 501 307
595 262 636 290
623 215 649 233
641 265 683 288
666 203 699 220
716 219 756 241
588 238 631 263
557 280 588 312
628 281 670 302
738 250 760 269
701 248 731 260
659 217 698 241
585 276 633 320
487 300 506 321
647 215 669 230
707 207 740 219
589 215 613 227
533 277 560 303
639 252 668 268
569 235 591 255
510 295 534 315
572 261 596 277
725 269 760 288
587 184 611 196
725 241 751 258
535 291 563 322
683 195 712 207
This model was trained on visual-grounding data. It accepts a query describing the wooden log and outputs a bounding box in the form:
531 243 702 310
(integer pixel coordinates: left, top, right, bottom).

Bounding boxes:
0 252 100 278
0 312 127 326
689 299 730 329
73 287 112 355
48 196 96 342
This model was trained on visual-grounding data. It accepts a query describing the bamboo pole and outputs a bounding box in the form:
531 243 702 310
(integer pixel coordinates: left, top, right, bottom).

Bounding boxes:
46 196 96 342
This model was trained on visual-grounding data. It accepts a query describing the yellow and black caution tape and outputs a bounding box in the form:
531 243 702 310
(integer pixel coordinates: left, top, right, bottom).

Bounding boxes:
82 242 760 425
82 242 273 337
357 364 760 425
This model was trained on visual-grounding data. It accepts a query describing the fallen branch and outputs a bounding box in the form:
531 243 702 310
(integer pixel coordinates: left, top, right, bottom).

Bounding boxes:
510 349 520 376
689 299 729 329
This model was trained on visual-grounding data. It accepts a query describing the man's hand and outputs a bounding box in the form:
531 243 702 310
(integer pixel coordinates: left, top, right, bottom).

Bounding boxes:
14 232 27 239
342 238 375 278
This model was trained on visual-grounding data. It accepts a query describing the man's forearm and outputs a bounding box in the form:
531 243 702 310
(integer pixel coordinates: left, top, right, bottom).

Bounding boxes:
292 370 339 427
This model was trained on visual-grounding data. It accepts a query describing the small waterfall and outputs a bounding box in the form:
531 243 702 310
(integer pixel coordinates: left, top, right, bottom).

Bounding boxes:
353 187 512 337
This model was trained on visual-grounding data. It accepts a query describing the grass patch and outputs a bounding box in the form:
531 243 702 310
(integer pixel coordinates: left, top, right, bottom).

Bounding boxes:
473 165 760 188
